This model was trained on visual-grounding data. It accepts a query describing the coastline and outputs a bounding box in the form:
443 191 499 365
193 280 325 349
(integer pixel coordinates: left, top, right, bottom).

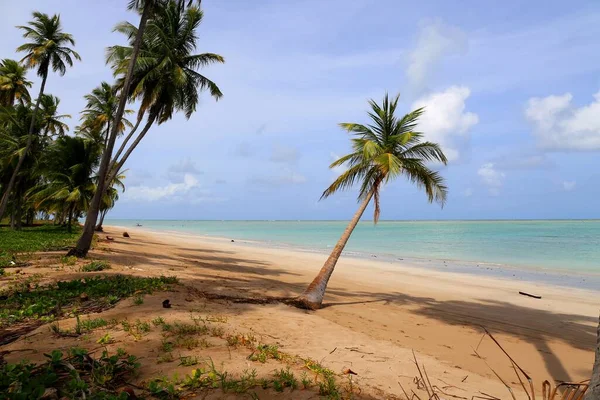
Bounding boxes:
104 224 596 391
115 222 600 292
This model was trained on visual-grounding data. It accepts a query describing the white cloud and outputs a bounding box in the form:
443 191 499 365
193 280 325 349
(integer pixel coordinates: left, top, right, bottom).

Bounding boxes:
525 90 600 150
463 188 473 197
478 163 505 196
412 86 479 161
407 20 468 89
125 174 200 202
562 181 576 192
166 158 202 181
270 145 300 163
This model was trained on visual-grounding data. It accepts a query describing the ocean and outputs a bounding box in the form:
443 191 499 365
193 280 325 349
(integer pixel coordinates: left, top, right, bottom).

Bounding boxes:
106 219 600 290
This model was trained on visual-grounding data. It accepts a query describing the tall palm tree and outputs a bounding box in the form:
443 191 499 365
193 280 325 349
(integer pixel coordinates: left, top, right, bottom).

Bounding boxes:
71 0 202 257
71 0 218 257
29 136 100 233
80 82 133 147
0 59 32 106
295 94 448 310
0 12 80 221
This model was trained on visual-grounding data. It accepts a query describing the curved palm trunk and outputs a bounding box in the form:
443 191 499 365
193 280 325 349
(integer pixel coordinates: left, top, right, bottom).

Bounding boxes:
67 204 74 233
585 314 600 400
0 73 48 220
105 115 155 187
296 191 374 310
95 209 108 232
110 116 143 171
69 4 152 257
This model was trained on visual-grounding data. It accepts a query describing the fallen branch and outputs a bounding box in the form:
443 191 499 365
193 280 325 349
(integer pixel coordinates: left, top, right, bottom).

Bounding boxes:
519 291 541 299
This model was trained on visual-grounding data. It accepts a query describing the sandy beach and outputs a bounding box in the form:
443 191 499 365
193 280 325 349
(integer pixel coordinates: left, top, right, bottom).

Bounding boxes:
104 226 596 394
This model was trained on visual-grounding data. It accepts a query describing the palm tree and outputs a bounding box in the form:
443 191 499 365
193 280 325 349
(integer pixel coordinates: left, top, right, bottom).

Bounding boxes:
295 94 448 310
80 82 133 147
586 316 600 400
96 172 126 232
71 0 202 257
0 59 32 106
71 0 219 257
29 136 100 233
39 94 70 137
0 12 80 221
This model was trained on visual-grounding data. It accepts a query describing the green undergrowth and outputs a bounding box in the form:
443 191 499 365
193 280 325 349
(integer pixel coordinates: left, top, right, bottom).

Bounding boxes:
0 275 178 328
80 260 111 272
0 347 139 400
0 225 81 268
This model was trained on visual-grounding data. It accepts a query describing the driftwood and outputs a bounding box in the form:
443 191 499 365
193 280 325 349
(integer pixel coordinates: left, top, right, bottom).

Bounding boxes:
519 291 542 299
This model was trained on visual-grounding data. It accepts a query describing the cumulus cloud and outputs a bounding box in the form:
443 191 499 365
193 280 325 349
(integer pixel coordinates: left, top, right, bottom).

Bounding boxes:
562 181 576 191
270 144 300 163
525 90 600 150
412 86 479 161
407 20 468 89
125 174 200 202
166 158 202 181
478 163 505 196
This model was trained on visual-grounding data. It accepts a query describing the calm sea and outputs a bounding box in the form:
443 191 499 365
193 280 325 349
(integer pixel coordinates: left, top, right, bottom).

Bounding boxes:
106 220 600 274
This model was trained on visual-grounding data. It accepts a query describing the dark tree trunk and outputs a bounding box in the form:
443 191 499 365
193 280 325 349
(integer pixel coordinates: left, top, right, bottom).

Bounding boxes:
95 209 108 232
67 205 73 234
105 115 155 187
0 72 48 220
295 190 375 310
69 4 153 257
585 314 600 400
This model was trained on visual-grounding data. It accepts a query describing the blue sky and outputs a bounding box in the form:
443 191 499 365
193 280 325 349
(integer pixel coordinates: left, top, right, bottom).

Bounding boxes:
2 0 600 220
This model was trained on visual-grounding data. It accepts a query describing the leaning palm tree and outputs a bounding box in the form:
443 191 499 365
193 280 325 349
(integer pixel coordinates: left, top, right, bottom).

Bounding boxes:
96 172 126 232
39 94 70 137
295 94 448 310
72 0 203 257
0 59 32 106
0 12 80 221
70 0 221 257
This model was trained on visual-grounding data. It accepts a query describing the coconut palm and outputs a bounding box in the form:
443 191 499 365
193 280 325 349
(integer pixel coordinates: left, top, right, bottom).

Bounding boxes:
39 94 70 137
295 94 448 310
0 59 32 106
71 0 221 256
29 136 100 232
80 82 133 146
96 172 126 232
0 12 80 221
72 0 203 257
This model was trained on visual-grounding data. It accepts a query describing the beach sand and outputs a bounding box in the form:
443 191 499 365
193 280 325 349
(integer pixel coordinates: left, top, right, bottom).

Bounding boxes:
4 226 596 398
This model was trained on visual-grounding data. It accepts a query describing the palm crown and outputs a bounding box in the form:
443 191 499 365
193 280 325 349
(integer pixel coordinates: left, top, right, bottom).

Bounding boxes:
107 1 223 124
325 93 448 222
80 81 132 136
16 12 81 77
0 59 32 106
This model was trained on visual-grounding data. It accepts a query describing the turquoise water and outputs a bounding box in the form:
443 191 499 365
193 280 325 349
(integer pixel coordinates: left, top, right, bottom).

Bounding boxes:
106 220 600 274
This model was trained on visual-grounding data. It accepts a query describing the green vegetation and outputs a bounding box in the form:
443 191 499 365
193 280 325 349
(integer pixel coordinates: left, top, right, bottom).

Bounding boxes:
80 260 111 272
248 344 282 363
0 347 139 400
0 275 177 328
297 93 449 310
0 225 80 267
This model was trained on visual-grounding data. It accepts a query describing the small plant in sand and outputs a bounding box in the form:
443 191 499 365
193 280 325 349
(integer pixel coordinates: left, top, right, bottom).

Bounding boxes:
80 260 110 272
132 294 144 305
248 344 282 363
61 255 78 266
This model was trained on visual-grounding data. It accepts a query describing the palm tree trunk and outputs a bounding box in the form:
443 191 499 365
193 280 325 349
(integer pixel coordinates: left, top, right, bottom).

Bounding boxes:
105 115 155 187
95 209 107 232
67 205 73 234
110 116 143 171
0 73 48 220
585 314 600 400
69 4 153 257
296 190 375 310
